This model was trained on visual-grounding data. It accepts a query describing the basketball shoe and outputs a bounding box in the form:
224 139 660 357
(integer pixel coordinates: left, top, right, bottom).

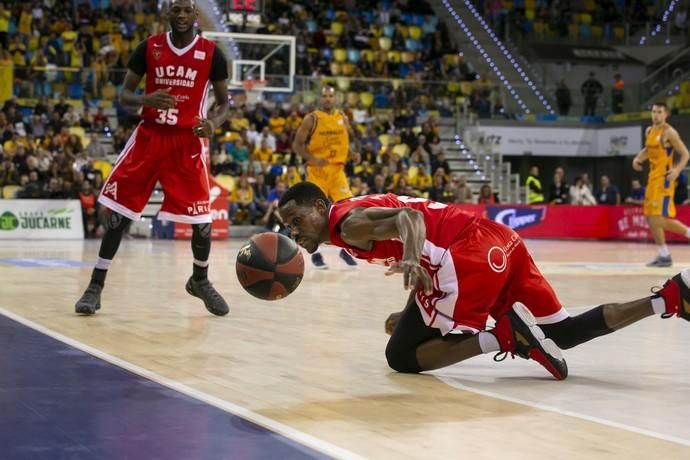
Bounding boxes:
646 255 672 267
75 283 102 315
339 249 358 268
490 303 568 380
185 276 229 316
653 268 690 320
311 252 328 269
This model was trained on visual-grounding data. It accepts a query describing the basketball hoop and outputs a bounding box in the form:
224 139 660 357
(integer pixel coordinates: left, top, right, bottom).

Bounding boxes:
242 79 267 105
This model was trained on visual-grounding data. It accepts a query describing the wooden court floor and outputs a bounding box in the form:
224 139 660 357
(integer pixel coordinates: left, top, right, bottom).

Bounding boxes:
1 238 690 459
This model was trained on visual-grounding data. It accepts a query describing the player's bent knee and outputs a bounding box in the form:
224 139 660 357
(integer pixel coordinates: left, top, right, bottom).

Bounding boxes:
104 211 131 232
385 344 422 374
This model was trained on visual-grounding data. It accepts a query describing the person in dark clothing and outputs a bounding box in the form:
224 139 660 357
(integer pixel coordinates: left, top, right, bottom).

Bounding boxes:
612 74 625 114
555 80 572 116
548 168 569 204
581 72 603 116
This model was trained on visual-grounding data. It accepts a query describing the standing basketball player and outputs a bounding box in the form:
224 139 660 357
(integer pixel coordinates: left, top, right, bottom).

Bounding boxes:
292 86 358 269
75 0 230 316
633 101 690 267
278 183 690 380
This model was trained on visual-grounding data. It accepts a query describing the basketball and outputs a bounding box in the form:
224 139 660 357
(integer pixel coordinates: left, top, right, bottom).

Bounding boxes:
236 232 305 300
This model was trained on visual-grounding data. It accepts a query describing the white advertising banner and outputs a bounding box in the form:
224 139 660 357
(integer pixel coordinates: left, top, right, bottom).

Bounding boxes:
479 125 641 156
0 200 84 239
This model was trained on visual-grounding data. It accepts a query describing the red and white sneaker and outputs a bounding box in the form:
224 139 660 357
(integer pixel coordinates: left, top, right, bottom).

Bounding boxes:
490 303 568 380
654 268 690 320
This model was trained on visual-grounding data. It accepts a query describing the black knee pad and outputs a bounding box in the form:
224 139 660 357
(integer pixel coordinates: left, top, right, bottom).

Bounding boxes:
193 223 211 239
104 211 130 232
540 306 613 349
385 342 422 374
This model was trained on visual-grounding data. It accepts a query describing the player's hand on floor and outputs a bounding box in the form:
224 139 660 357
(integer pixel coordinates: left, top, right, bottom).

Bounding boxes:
385 311 402 335
385 261 433 295
194 116 215 138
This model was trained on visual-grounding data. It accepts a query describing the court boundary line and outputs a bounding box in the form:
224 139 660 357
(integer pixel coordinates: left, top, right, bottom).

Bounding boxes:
435 375 690 448
0 307 364 460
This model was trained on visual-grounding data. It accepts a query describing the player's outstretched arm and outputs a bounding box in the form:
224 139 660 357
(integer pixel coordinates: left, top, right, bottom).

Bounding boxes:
340 208 433 293
292 114 327 166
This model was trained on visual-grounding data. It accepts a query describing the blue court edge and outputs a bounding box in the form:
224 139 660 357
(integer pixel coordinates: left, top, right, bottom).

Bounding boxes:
0 258 93 268
0 314 330 460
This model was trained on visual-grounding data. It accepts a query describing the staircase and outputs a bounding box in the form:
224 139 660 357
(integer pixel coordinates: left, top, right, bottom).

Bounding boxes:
427 0 554 115
438 117 521 203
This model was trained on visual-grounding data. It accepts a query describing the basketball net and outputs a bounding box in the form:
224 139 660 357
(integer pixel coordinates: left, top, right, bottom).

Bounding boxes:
242 79 267 105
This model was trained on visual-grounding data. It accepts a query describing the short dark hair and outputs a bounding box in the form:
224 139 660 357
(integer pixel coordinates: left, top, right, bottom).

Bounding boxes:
653 101 668 111
278 182 329 208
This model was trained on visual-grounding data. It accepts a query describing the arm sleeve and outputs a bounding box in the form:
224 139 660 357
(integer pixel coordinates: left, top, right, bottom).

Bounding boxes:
127 40 147 76
209 46 229 82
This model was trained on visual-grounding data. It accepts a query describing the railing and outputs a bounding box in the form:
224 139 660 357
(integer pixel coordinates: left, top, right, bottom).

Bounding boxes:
504 18 689 47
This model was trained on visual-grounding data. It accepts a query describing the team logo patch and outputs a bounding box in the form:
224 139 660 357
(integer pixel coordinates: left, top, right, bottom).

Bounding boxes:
488 207 545 230
104 182 118 200
487 246 507 273
153 49 162 60
194 50 206 60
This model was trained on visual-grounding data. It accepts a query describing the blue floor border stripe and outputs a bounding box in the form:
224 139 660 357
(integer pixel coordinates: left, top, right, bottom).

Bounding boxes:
0 308 360 460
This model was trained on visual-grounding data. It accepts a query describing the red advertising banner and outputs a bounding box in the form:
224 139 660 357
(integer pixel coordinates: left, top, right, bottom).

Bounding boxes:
174 175 230 240
454 204 690 242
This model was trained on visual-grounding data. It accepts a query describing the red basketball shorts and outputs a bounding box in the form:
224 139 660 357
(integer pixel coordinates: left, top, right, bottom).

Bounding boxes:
98 124 212 224
415 219 569 334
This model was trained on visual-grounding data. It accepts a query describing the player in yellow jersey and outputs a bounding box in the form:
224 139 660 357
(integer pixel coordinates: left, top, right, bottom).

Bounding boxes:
633 101 690 266
292 86 358 269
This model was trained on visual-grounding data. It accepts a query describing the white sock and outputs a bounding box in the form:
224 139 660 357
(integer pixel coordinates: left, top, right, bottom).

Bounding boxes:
478 331 500 353
193 259 209 267
685 228 690 239
651 296 666 315
658 245 670 257
95 257 112 270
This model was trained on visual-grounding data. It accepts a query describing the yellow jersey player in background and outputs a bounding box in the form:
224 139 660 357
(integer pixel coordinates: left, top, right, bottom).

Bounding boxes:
292 86 358 269
633 101 690 267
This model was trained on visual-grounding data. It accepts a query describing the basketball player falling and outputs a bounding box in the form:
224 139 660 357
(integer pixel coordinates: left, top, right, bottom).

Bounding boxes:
632 101 690 267
292 86 358 269
75 0 230 316
278 182 690 380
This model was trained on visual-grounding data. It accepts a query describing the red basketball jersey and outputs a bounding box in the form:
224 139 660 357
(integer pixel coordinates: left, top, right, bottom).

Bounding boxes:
328 194 478 266
142 32 216 130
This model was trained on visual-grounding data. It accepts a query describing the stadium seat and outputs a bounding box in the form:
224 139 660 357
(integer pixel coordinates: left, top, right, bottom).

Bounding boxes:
359 91 374 108
580 24 592 39
592 26 603 39
330 62 342 76
336 77 350 92
346 91 359 106
412 15 425 26
408 26 422 40
401 51 415 64
387 51 401 63
613 25 625 40
378 134 394 147
580 13 592 25
331 22 344 36
525 9 535 21
347 48 361 64
680 81 690 94
2 185 20 199
383 24 395 38
342 63 356 76
405 39 419 52
379 37 392 51
534 21 545 35
306 20 317 34
333 48 347 63
361 49 374 63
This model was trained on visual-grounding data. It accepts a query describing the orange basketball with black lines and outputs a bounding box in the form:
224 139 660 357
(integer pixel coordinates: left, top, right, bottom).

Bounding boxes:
236 232 304 300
